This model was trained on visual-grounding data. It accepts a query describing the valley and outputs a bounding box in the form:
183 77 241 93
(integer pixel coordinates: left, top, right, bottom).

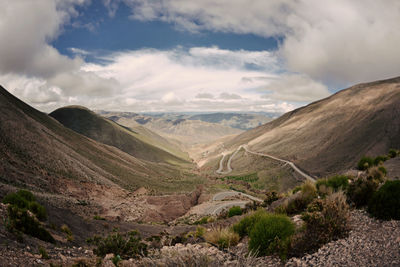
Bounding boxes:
0 76 400 266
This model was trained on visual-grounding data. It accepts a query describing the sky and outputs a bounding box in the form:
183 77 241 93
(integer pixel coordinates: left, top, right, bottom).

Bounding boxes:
1 0 400 113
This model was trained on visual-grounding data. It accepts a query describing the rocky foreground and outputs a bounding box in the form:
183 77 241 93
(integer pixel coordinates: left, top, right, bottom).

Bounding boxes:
1 209 399 266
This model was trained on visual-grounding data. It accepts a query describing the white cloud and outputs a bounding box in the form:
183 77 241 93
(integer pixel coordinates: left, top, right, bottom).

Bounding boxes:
120 0 400 86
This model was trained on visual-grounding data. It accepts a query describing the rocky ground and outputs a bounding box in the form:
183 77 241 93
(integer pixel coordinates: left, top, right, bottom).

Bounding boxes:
286 209 400 267
1 206 399 266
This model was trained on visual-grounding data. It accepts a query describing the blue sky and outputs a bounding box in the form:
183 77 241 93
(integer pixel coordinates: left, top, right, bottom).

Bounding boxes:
54 1 280 58
1 1 399 113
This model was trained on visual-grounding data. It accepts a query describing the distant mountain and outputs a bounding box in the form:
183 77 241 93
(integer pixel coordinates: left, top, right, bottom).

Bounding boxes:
219 77 400 176
100 112 244 146
50 106 190 165
188 113 272 130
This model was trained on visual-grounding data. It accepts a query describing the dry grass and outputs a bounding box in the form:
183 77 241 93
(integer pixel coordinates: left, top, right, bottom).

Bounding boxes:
204 227 240 248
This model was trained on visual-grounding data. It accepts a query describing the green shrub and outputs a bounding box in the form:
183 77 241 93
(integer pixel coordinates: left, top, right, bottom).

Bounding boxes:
357 156 374 170
316 175 349 195
388 149 398 158
228 206 242 217
193 216 209 225
368 180 400 220
5 205 55 243
248 213 295 259
28 202 47 221
291 192 350 256
280 181 317 215
39 247 49 259
86 230 147 259
3 190 47 221
346 177 378 207
378 166 387 176
367 166 386 182
373 155 387 165
233 209 268 238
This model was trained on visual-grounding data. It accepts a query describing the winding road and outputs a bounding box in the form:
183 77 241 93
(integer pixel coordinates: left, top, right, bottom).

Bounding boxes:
204 191 263 215
216 145 316 183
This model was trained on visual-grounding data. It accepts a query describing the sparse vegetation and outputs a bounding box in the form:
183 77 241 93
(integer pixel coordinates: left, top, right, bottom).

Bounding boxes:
291 192 350 256
204 227 239 248
388 148 399 158
228 206 242 217
86 230 148 259
357 156 374 170
39 247 50 259
263 190 280 206
368 180 400 220
346 177 379 208
224 173 259 182
249 213 295 259
93 215 106 220
316 175 349 194
2 190 47 221
278 180 317 215
61 224 74 241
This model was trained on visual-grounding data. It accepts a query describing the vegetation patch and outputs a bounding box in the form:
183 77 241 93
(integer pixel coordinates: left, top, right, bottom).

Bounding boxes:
249 213 295 259
204 227 239 248
368 180 400 220
228 206 242 217
223 173 259 183
86 230 148 259
316 175 349 196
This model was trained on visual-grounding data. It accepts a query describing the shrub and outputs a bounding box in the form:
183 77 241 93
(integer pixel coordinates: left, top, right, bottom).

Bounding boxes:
280 181 317 215
357 156 374 170
87 230 147 259
263 191 280 206
39 247 49 259
233 209 268 238
28 202 47 221
228 206 242 217
378 166 387 176
291 192 350 256
204 227 239 248
248 213 295 259
3 190 47 221
5 205 55 243
193 216 210 225
346 177 379 207
388 149 398 158
373 155 387 165
367 166 386 182
368 180 400 220
316 175 349 194
61 224 74 241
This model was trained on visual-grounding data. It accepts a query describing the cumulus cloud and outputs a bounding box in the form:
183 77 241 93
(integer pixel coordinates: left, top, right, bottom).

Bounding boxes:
0 0 118 106
195 93 214 99
260 74 330 102
119 0 400 86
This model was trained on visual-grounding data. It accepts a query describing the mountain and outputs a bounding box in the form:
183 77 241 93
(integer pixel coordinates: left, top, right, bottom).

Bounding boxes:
100 112 243 146
188 113 272 130
218 77 400 177
49 106 190 165
0 86 198 194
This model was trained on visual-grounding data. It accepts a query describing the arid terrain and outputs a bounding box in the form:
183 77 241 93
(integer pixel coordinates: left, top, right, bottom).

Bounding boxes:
0 77 399 266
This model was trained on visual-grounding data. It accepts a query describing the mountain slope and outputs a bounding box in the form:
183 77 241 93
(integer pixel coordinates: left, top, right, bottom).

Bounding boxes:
102 112 243 146
49 106 190 165
188 113 272 130
223 77 400 176
0 86 198 193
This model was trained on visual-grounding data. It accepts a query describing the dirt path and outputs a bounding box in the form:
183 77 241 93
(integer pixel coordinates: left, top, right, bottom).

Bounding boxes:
216 145 316 182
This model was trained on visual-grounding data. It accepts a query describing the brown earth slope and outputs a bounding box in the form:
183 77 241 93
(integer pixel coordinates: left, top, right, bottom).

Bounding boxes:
223 76 400 176
0 85 200 194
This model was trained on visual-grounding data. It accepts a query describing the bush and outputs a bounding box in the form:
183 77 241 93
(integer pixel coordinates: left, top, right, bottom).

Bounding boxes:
248 213 295 259
357 156 374 170
204 227 239 248
2 190 47 221
87 230 147 259
263 191 280 206
39 247 49 259
233 209 268 238
316 175 349 195
373 155 387 165
367 166 386 182
388 149 398 158
368 180 400 220
291 192 350 256
346 177 379 207
228 206 242 217
280 181 317 215
5 205 55 243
